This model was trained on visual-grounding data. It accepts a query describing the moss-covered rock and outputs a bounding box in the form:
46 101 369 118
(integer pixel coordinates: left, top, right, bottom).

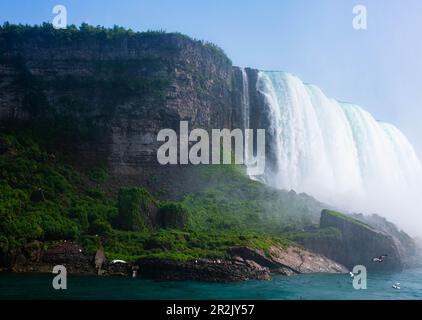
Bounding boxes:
115 187 158 231
157 202 189 230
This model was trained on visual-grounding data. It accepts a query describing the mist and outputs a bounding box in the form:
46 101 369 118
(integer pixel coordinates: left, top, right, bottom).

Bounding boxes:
253 70 422 237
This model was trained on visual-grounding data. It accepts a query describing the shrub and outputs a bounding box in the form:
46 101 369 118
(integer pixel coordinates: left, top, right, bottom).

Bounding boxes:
89 219 113 236
158 202 189 230
115 187 157 231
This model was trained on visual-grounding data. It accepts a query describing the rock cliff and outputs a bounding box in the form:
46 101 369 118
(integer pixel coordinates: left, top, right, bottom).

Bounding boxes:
0 26 239 167
298 210 415 271
0 25 418 276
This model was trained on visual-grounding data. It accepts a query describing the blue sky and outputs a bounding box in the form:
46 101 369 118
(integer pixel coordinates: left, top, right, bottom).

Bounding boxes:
1 0 422 156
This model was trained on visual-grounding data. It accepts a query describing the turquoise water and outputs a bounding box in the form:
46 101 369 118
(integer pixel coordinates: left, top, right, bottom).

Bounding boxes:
1 269 422 300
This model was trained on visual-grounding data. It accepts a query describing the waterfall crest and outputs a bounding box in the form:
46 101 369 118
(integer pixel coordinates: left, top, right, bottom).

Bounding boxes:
256 71 422 234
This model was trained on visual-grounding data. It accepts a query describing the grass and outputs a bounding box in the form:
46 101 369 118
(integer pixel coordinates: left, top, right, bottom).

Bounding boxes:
322 209 374 229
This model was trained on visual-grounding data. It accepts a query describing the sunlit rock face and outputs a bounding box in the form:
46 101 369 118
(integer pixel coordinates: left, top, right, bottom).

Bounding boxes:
0 30 235 167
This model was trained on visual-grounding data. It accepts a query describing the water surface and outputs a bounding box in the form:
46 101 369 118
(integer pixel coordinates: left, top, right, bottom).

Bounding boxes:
1 268 421 300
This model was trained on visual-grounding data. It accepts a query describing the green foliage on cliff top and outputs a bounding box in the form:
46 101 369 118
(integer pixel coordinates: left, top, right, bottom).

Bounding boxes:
0 22 231 63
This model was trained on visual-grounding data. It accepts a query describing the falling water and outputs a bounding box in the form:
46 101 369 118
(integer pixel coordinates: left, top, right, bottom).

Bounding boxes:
241 68 251 170
241 68 250 132
256 71 422 234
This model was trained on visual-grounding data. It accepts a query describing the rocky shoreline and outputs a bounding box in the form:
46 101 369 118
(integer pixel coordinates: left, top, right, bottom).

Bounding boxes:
0 241 348 282
2 210 419 282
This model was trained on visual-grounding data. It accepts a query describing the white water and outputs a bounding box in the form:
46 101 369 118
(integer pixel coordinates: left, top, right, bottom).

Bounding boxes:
241 68 250 134
240 68 251 173
255 71 422 235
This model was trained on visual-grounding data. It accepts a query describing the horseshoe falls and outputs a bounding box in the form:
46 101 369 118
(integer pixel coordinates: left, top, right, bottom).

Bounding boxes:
255 71 422 235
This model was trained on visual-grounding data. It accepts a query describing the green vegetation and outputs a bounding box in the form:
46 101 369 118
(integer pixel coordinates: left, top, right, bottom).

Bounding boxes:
0 132 298 262
115 187 157 231
0 22 230 63
181 164 322 234
157 202 190 230
322 209 374 229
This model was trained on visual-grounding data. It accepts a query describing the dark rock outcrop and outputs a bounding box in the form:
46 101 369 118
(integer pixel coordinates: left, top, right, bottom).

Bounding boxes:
352 213 419 268
101 261 133 276
6 241 96 273
299 210 409 271
135 245 347 283
136 258 271 282
2 241 133 276
38 242 95 273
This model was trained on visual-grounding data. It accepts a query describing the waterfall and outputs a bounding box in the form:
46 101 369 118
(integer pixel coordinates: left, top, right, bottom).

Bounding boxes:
240 68 251 170
256 70 422 234
241 68 250 132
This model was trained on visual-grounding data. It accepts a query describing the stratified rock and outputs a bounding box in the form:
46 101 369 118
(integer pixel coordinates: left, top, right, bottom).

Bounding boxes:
40 242 95 274
299 210 407 271
0 30 236 168
228 246 348 275
353 213 419 268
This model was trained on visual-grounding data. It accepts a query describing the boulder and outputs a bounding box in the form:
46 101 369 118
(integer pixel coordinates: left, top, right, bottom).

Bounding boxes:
299 210 409 271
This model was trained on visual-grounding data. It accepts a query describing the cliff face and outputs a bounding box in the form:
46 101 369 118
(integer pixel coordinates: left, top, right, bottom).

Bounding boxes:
0 27 276 173
1 26 417 274
0 28 240 167
299 210 412 271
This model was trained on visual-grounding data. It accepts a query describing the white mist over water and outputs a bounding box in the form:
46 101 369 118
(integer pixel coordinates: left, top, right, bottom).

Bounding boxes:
255 71 422 235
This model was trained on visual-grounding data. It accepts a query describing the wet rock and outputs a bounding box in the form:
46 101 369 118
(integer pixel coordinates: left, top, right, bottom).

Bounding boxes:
136 258 271 282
